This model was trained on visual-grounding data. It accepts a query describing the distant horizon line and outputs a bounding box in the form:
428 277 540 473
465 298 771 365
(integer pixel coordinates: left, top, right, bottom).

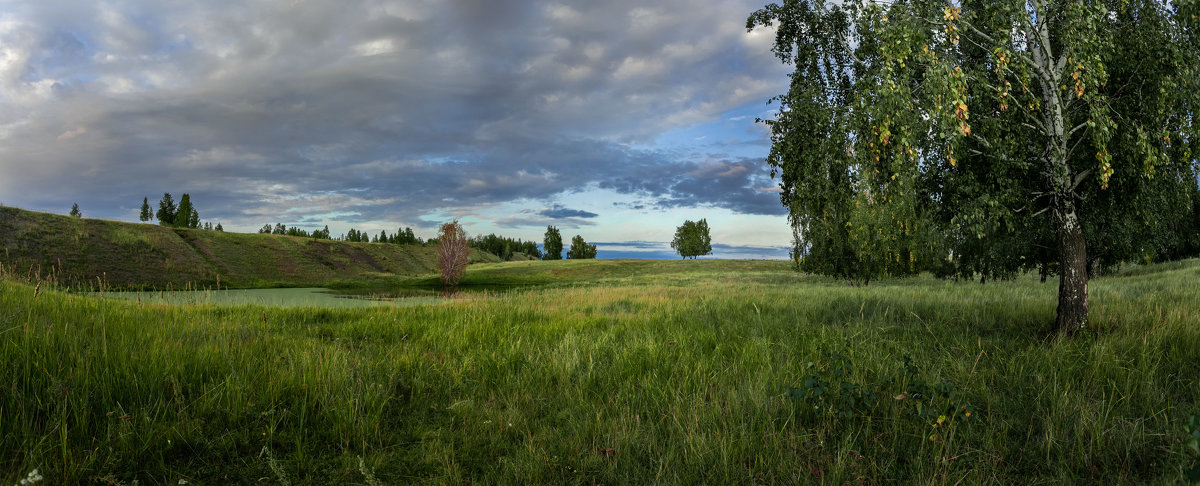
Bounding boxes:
0 203 793 259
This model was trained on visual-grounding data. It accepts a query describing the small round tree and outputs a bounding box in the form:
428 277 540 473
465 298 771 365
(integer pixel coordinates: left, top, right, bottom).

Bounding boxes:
438 220 470 291
671 219 713 259
566 235 597 259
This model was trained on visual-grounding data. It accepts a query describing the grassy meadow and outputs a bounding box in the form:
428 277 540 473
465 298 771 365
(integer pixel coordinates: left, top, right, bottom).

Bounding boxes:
2 258 1199 484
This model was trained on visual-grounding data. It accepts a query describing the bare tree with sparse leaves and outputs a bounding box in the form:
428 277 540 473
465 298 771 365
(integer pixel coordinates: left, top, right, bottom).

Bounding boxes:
438 220 470 291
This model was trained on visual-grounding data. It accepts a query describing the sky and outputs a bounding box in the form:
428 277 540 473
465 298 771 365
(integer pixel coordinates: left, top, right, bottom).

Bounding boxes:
0 0 795 259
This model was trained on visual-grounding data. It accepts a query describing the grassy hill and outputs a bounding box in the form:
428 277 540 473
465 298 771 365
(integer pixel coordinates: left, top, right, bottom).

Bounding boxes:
0 205 499 289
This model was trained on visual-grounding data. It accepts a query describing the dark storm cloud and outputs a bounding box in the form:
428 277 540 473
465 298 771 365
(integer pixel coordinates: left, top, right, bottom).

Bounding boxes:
0 0 789 231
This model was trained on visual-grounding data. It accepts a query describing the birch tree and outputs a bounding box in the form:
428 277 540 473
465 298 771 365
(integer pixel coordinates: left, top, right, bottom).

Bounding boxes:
750 0 1199 333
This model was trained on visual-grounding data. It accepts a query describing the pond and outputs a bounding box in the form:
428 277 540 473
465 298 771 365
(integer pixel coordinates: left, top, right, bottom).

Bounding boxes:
96 287 442 308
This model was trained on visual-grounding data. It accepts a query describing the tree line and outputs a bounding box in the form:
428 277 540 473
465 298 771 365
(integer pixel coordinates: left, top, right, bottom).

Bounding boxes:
106 196 716 264
138 193 224 231
435 226 600 261
435 223 599 290
257 223 423 244
471 234 542 260
541 226 597 260
68 195 225 232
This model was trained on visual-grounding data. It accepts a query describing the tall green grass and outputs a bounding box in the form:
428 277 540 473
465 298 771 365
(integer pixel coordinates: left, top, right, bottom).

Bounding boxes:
1 260 1198 483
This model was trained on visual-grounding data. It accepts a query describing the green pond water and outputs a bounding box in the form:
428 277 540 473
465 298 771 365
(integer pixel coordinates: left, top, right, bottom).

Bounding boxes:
97 287 441 308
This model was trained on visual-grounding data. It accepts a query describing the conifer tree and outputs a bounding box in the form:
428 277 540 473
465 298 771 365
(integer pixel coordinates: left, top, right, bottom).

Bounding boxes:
156 193 176 226
139 197 152 222
174 194 194 228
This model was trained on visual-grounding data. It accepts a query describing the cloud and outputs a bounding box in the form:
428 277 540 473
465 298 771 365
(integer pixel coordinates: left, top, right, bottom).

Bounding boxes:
0 0 791 234
56 126 86 140
600 156 786 216
494 215 597 229
613 202 646 210
537 204 598 219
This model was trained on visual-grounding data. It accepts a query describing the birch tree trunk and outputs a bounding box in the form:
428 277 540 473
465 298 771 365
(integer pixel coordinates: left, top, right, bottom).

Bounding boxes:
1029 0 1089 333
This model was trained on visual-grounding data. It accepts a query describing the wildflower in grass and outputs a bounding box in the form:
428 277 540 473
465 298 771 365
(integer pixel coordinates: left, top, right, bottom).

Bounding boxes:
261 446 290 486
18 469 43 485
357 456 382 486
